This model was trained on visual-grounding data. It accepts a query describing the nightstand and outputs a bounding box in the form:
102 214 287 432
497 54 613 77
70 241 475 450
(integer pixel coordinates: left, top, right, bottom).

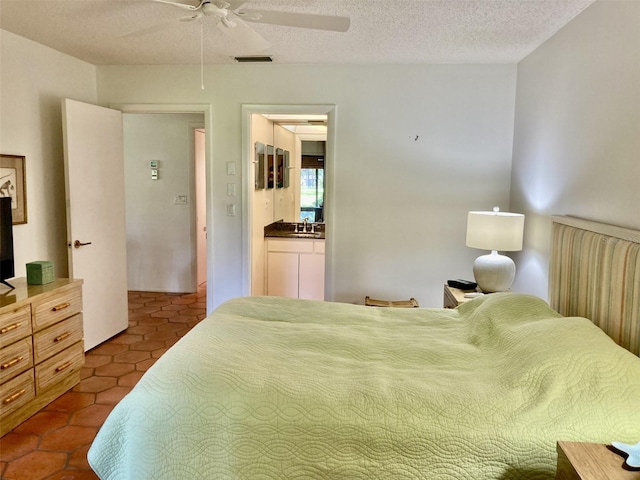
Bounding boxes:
443 284 479 308
556 441 640 479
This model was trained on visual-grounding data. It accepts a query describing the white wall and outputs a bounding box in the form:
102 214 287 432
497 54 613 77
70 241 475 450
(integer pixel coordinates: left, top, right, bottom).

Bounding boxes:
123 113 204 293
97 64 517 307
510 0 640 299
0 30 97 280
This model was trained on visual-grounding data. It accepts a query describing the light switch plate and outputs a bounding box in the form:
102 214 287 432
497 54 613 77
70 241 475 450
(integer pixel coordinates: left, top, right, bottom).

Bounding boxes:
226 162 236 175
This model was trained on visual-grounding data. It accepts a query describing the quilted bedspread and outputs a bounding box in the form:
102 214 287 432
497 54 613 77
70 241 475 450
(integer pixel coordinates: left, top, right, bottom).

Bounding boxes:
88 294 640 479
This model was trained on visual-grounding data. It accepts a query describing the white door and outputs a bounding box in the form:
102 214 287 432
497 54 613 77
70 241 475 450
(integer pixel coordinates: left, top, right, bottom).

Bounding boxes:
195 128 207 286
62 99 129 351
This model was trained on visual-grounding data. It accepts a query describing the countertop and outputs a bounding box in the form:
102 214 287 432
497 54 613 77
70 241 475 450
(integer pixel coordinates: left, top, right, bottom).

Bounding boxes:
264 221 325 239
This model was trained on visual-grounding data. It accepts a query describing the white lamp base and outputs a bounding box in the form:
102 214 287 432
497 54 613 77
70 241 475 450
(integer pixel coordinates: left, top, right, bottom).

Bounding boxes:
473 251 515 293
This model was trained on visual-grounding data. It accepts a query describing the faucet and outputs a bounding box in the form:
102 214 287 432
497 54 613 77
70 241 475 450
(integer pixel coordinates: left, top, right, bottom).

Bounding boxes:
303 218 309 232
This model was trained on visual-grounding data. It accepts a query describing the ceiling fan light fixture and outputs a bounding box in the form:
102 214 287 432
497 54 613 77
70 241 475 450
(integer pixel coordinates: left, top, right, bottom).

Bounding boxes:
234 55 273 63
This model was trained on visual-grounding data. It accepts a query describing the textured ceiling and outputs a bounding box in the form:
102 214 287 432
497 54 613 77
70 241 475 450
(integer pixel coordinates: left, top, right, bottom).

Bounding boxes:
0 0 596 65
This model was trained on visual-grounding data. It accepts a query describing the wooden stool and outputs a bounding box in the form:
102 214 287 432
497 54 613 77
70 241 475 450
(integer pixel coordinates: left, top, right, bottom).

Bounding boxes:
364 296 419 308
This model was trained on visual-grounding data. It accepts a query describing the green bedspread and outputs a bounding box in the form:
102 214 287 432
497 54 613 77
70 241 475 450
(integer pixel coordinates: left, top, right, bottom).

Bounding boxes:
88 293 640 479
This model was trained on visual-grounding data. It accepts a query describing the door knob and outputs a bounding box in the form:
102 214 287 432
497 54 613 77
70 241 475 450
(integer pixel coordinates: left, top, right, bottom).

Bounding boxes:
73 240 92 248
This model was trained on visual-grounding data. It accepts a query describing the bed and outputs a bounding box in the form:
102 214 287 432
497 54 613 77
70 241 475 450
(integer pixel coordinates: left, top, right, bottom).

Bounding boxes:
88 216 640 480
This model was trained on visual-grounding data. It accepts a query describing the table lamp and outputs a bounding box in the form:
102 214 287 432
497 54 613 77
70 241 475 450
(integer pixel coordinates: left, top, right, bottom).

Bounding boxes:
466 207 525 293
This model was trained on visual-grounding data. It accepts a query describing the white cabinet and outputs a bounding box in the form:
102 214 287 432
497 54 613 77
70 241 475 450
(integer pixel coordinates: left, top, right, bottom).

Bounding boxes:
266 239 325 300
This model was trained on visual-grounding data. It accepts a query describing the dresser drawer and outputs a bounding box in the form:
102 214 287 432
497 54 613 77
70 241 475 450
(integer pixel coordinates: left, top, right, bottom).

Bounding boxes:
0 369 36 419
32 284 82 331
33 313 83 364
0 337 33 384
0 305 32 348
35 342 84 393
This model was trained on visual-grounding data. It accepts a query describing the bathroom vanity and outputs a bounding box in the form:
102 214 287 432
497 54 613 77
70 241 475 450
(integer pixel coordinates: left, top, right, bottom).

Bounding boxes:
265 222 325 300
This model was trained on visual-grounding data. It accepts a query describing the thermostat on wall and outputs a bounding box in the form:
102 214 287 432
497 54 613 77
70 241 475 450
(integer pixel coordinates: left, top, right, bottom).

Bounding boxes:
149 160 159 169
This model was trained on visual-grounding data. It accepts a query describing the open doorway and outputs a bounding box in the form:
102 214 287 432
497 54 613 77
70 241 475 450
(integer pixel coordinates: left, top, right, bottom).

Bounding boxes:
122 111 207 294
242 104 336 299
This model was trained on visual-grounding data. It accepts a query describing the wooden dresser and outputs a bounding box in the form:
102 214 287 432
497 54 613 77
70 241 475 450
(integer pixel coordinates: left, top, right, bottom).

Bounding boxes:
0 278 84 437
556 441 640 479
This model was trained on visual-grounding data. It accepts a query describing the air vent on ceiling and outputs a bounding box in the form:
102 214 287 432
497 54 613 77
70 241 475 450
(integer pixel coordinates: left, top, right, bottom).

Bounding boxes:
234 55 273 63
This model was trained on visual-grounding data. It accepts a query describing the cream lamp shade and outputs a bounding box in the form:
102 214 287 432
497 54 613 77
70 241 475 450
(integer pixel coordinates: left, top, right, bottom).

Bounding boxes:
466 207 525 293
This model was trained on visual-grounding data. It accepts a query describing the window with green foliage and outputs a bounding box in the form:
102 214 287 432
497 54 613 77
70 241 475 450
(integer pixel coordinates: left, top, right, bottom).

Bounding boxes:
300 167 324 222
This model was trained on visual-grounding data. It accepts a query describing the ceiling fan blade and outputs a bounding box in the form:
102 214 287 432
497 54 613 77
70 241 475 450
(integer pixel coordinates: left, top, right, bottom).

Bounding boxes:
219 13 271 54
236 9 350 32
149 0 202 12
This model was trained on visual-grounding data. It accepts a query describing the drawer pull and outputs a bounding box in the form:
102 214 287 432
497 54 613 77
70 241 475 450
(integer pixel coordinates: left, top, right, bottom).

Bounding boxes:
0 322 22 334
55 361 73 373
1 356 24 370
52 302 71 312
54 332 71 342
3 389 26 405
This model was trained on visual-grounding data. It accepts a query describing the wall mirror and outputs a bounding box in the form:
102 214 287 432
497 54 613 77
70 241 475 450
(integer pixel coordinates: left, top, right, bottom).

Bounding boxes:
266 145 274 189
284 150 290 188
276 148 284 188
254 142 265 190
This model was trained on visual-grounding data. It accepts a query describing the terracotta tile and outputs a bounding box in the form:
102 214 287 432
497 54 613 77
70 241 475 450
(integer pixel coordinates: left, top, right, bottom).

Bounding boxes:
40 425 97 451
179 308 206 316
94 362 135 377
150 310 179 319
2 450 67 480
171 298 196 305
128 340 165 352
82 355 111 369
132 306 162 314
112 350 151 364
168 315 198 324
140 292 163 298
136 358 158 372
70 404 113 427
136 317 167 327
88 343 129 357
95 386 131 405
46 468 100 479
118 370 145 387
124 325 157 336
79 367 94 380
108 333 143 345
0 433 39 462
13 411 69 436
145 300 173 308
128 311 154 322
164 337 181 348
74 376 117 393
67 444 92 470
44 392 95 413
151 347 169 358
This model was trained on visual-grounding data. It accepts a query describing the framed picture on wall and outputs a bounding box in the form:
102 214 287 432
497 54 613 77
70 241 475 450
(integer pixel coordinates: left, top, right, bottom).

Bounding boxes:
0 154 27 224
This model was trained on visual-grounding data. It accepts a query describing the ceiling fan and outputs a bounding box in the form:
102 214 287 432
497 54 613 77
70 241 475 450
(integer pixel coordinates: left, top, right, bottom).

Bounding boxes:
130 0 350 53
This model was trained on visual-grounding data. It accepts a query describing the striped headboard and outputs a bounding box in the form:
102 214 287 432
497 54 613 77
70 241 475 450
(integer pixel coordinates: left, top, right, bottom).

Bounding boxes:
549 216 640 356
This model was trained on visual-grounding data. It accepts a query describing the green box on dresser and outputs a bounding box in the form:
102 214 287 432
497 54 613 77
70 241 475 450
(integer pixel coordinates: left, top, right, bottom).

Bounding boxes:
26 261 55 285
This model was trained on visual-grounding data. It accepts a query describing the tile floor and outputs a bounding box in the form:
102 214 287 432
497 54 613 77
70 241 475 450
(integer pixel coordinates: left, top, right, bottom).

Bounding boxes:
0 286 207 480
